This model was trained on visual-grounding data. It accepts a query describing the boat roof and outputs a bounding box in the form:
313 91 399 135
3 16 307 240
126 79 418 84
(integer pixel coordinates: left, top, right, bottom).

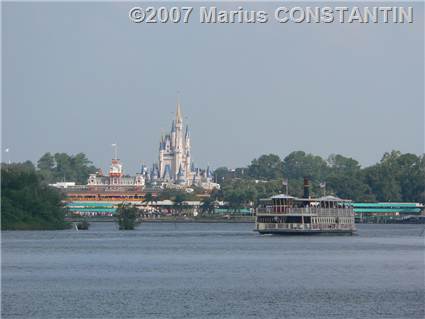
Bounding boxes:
269 194 351 202
316 195 348 202
271 194 296 199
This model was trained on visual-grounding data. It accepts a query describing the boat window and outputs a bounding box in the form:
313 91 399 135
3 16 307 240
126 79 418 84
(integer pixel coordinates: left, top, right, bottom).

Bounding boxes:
285 216 302 223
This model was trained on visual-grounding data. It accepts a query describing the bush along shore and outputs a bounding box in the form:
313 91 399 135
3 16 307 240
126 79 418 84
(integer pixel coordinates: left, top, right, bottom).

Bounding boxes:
1 163 69 230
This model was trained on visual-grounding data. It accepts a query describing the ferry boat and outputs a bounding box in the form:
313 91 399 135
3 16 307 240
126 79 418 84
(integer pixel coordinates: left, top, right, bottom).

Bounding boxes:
255 179 356 235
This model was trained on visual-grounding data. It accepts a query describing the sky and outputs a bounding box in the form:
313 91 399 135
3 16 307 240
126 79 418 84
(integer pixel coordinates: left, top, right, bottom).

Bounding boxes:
2 2 424 174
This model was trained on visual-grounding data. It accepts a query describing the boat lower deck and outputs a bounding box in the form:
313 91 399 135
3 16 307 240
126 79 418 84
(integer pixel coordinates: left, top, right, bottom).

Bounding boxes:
257 228 355 235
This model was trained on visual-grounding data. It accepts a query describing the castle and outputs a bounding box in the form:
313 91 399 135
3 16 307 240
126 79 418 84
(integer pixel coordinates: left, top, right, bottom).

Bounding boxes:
158 103 191 184
87 102 219 191
144 102 219 190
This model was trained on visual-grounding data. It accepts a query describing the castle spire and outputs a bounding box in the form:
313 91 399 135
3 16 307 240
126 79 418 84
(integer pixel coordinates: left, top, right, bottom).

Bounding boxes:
176 100 182 124
185 125 190 138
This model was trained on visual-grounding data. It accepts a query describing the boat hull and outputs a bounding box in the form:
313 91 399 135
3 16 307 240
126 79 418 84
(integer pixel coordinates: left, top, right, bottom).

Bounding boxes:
256 229 355 235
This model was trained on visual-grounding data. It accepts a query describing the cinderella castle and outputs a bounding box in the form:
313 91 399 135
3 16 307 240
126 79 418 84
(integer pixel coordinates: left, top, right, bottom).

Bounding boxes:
142 102 219 190
86 102 219 191
158 103 191 183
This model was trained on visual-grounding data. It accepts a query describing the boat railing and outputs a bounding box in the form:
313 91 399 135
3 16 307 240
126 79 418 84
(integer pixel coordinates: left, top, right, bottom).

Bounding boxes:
257 223 314 231
256 222 355 231
256 206 353 216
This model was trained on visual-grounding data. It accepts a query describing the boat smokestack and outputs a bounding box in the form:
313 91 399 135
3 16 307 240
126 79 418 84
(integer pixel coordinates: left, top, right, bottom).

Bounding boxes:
303 177 310 199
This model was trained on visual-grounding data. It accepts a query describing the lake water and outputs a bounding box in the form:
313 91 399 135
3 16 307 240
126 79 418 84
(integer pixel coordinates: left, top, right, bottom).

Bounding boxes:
2 223 424 319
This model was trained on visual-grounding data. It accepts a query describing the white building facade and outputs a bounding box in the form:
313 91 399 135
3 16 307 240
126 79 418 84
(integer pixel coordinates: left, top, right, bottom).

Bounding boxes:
147 103 219 190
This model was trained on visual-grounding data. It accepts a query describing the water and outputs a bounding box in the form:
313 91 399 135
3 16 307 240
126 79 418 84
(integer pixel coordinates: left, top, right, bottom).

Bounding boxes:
2 223 424 319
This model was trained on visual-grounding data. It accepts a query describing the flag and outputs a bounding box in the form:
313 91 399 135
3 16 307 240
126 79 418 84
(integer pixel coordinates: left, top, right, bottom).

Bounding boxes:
282 179 288 186
320 182 326 188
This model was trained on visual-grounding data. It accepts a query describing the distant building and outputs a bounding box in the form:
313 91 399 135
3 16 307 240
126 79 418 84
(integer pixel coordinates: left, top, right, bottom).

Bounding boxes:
84 102 219 191
142 102 219 190
49 182 76 189
353 202 424 222
87 157 145 187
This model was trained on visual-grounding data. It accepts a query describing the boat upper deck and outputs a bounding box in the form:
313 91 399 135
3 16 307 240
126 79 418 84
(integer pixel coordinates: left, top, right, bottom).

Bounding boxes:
257 194 353 216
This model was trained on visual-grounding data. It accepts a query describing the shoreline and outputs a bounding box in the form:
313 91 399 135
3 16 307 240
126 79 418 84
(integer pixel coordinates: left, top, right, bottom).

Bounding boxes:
65 217 256 223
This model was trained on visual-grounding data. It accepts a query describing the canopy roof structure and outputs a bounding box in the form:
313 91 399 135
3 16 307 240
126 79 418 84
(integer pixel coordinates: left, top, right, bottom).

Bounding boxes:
317 195 346 202
269 194 352 202
271 194 296 200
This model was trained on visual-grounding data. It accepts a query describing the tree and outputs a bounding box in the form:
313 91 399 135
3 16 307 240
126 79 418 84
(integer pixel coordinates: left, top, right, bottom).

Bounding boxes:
282 151 329 181
173 193 188 215
200 197 215 215
328 154 361 174
36 152 98 184
224 189 245 213
248 154 283 180
1 163 68 230
115 204 140 230
326 154 374 201
37 152 55 171
363 151 425 202
221 179 258 212
395 153 425 202
218 151 424 203
214 167 230 184
144 192 154 205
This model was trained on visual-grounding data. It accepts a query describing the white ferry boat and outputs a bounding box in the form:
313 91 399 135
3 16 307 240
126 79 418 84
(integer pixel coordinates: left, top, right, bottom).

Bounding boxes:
255 180 356 235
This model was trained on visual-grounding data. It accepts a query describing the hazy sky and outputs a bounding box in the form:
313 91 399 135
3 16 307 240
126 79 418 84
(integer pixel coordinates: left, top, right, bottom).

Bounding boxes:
2 2 424 174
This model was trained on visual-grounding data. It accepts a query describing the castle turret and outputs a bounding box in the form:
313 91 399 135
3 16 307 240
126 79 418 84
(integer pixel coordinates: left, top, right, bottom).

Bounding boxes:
171 121 176 149
177 164 186 185
185 125 190 148
206 166 213 181
176 102 183 126
163 164 172 181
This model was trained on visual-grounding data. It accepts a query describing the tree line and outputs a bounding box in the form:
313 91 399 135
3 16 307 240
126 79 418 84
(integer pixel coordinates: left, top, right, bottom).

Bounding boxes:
37 152 98 184
212 151 425 208
2 150 423 229
2 153 98 230
1 162 69 230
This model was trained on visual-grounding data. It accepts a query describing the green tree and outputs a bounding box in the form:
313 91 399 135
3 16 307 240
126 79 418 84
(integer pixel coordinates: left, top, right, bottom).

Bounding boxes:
200 197 215 215
326 154 374 201
173 193 188 215
395 153 425 202
144 192 154 205
115 204 140 230
1 163 68 230
37 152 98 184
214 167 230 184
37 152 55 171
282 151 329 181
364 151 425 202
248 154 283 180
224 189 245 213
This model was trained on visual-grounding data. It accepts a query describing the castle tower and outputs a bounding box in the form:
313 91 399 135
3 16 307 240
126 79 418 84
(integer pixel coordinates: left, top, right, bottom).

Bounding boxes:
109 144 123 185
170 120 176 149
177 164 186 185
173 102 184 180
184 125 191 178
159 134 164 176
157 100 194 185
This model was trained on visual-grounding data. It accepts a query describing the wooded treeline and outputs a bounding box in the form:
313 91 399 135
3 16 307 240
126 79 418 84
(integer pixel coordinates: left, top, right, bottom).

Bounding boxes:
37 152 98 184
1 162 69 230
1 150 424 229
2 153 98 230
212 150 425 207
